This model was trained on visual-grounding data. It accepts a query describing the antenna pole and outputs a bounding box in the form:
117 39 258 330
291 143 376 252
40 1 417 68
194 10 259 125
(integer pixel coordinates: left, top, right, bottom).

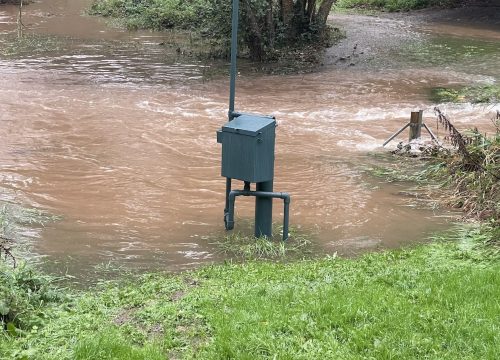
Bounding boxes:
228 0 239 120
224 0 239 228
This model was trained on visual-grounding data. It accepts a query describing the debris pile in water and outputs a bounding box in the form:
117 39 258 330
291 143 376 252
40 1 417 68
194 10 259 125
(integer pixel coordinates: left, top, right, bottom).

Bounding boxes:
391 139 447 158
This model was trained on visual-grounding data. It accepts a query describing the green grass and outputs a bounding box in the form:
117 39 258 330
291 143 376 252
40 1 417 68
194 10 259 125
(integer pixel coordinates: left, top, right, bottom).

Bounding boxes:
1 224 499 359
431 84 500 104
335 0 456 12
74 329 165 360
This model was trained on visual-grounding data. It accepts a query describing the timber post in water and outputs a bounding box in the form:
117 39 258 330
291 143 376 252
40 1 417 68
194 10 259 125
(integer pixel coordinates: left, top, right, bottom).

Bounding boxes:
408 110 423 141
383 110 439 147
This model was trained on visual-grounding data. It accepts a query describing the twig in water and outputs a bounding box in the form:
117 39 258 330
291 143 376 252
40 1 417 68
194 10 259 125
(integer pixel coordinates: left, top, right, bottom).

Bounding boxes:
17 0 26 38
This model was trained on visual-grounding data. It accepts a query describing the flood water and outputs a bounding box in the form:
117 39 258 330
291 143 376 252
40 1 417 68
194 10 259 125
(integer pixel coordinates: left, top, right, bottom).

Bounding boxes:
0 0 499 272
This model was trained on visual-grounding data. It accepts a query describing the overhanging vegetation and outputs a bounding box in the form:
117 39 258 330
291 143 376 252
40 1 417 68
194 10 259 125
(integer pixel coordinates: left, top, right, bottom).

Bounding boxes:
89 0 340 61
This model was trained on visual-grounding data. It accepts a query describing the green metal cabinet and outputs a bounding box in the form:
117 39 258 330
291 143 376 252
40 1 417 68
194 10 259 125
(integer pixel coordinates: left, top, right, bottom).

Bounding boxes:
217 114 276 183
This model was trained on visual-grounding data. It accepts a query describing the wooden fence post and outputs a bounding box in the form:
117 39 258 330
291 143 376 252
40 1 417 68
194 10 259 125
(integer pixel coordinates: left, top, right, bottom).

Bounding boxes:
409 110 423 141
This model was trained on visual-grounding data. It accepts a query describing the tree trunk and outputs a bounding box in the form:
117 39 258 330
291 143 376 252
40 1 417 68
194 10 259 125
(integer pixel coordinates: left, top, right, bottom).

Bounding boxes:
281 0 294 23
281 0 295 39
266 0 275 49
315 0 335 29
243 0 265 61
306 0 316 22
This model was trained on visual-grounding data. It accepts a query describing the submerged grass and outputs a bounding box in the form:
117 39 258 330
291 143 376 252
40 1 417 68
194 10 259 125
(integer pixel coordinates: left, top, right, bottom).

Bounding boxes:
432 84 500 104
1 224 499 359
211 226 314 260
0 34 64 57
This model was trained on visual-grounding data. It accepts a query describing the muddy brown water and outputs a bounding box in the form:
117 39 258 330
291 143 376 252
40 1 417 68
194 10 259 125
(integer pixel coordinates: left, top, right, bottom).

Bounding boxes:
0 1 499 273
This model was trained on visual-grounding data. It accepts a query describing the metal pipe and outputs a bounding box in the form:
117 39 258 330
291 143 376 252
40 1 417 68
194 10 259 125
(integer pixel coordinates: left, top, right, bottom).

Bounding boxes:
231 190 290 199
228 0 239 120
283 195 290 242
224 177 232 229
382 122 411 147
228 189 291 241
255 180 273 238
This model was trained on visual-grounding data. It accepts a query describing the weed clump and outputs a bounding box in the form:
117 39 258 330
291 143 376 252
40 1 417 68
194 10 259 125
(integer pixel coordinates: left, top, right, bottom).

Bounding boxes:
211 227 314 261
0 261 68 333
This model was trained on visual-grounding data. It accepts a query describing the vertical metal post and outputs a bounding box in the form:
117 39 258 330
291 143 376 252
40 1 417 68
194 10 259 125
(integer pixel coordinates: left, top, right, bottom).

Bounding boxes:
283 196 290 241
224 0 239 228
224 177 232 228
255 180 273 238
228 0 239 120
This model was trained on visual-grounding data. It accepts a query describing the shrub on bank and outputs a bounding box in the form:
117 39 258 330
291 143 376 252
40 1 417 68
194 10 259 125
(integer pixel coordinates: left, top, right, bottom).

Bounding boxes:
0 261 68 334
89 0 207 30
430 109 500 222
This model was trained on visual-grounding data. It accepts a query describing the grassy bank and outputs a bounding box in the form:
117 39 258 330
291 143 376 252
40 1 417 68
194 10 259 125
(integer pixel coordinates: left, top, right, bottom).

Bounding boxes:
335 0 457 12
1 223 499 359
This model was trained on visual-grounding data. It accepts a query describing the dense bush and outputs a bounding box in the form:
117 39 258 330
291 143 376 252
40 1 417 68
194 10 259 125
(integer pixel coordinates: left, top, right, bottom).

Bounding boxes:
89 0 208 30
90 0 338 61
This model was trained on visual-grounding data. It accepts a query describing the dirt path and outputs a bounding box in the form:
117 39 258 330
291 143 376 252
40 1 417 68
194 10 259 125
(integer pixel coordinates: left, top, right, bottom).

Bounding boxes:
327 3 500 68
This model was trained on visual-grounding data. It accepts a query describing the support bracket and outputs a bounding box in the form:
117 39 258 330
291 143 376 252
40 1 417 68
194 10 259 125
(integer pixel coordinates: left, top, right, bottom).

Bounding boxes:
226 189 290 241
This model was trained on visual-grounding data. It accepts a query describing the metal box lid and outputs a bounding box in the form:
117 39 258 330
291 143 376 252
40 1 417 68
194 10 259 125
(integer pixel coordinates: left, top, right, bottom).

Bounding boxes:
222 114 275 137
